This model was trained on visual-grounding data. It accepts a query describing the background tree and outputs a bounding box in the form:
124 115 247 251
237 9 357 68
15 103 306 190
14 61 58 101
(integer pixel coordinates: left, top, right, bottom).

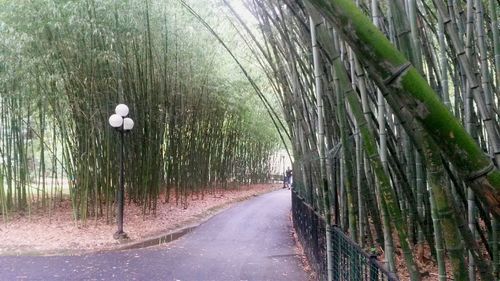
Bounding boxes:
0 0 280 223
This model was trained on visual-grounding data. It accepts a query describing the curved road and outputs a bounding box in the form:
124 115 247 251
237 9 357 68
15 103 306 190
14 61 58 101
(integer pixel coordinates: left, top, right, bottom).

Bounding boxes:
0 189 308 281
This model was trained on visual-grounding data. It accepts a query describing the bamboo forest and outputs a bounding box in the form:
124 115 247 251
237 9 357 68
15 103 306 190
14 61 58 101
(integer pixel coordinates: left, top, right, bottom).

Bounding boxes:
1 0 500 280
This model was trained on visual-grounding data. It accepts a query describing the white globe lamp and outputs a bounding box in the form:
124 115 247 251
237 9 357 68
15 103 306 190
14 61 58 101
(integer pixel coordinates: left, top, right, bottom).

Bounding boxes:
109 114 123 128
123 118 134 131
115 104 129 117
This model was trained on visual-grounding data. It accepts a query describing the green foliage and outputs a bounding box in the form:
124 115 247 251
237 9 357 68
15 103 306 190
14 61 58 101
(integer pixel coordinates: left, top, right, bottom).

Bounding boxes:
0 0 279 220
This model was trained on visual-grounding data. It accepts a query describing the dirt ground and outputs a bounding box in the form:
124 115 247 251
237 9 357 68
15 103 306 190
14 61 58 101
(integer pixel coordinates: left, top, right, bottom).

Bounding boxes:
0 184 280 256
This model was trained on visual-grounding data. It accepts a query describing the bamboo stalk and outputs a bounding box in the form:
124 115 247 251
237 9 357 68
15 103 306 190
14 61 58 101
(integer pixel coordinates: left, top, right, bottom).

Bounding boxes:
305 0 500 219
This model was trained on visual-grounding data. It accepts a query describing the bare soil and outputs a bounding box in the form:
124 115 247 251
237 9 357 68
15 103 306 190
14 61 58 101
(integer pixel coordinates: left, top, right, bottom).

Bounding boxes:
0 184 280 256
386 230 455 281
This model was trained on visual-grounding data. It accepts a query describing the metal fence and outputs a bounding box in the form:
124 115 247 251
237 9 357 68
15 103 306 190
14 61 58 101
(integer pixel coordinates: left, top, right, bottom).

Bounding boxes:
292 190 398 281
292 189 327 279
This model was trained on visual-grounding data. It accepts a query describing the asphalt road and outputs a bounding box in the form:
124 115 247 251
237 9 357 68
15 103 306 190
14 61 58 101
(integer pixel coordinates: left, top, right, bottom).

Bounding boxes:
0 189 308 281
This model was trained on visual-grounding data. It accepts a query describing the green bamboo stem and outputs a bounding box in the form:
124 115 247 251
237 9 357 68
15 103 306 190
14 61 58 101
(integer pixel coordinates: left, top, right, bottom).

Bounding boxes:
428 172 447 281
415 151 425 260
331 51 420 280
433 0 500 165
474 0 493 118
423 138 468 281
305 0 500 219
490 0 500 92
309 16 333 281
332 55 357 240
406 0 422 71
355 126 364 247
437 13 450 109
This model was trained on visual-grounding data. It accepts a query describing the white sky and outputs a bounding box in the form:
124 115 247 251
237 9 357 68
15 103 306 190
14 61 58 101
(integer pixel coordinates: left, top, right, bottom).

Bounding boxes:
220 0 258 26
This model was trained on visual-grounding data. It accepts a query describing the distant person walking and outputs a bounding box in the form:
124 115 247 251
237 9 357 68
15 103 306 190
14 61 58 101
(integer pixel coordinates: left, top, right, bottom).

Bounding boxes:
283 167 293 189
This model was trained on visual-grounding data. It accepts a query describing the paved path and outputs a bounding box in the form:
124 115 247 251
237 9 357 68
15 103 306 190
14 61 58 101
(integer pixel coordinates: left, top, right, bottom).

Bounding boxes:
0 189 308 281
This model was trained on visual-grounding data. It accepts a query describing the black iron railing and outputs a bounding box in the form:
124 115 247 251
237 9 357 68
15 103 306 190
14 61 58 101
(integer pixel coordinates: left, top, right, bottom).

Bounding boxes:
292 189 327 279
330 225 398 281
292 190 398 281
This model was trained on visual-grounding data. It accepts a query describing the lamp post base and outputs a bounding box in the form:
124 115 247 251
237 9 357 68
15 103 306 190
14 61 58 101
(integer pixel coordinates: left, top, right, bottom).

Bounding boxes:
113 231 129 240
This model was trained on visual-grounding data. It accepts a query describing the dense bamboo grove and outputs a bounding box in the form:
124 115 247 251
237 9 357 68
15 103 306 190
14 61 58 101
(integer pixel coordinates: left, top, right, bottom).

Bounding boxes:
226 0 500 280
2 0 500 279
0 0 279 222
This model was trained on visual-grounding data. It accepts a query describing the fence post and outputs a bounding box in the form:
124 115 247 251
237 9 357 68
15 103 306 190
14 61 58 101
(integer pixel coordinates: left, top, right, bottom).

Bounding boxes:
369 254 379 281
331 227 338 281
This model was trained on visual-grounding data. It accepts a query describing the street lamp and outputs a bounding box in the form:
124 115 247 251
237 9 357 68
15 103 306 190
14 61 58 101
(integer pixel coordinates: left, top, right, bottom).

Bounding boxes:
108 103 134 240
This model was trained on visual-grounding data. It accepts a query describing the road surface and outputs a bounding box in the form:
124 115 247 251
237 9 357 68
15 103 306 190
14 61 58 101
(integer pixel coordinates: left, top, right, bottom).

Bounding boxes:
0 189 308 281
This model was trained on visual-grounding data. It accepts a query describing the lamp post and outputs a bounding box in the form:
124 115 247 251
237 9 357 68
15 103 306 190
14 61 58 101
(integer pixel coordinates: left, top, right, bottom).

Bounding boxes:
108 104 134 240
